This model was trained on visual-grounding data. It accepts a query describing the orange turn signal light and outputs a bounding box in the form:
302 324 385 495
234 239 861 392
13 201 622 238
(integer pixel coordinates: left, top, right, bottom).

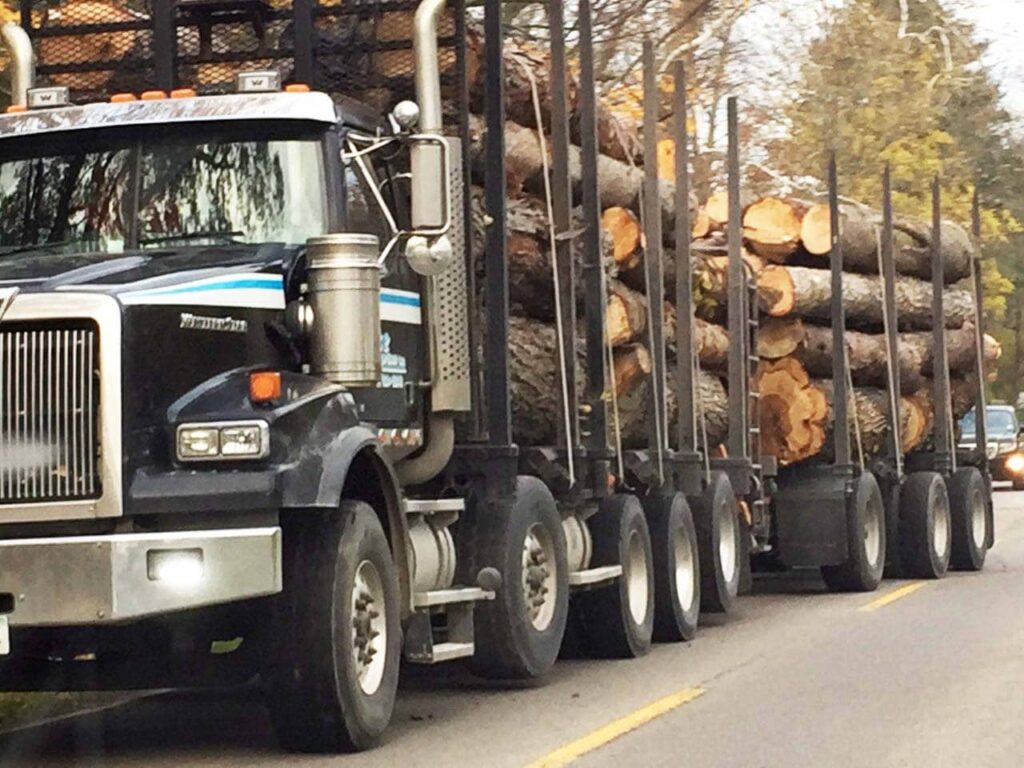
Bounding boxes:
141 90 167 101
250 371 282 403
284 83 310 93
110 93 137 103
5 104 27 114
170 88 197 99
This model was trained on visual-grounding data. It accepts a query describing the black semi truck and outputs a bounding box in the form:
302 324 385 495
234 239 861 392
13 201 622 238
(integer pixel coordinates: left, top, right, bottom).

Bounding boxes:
0 0 992 754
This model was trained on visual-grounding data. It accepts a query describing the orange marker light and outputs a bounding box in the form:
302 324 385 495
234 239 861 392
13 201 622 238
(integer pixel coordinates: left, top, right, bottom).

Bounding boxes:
284 83 310 93
250 371 282 403
5 105 27 114
110 93 136 103
170 88 196 99
140 90 167 101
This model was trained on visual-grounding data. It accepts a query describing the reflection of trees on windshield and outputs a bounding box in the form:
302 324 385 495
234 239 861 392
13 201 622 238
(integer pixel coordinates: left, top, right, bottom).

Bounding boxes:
0 150 130 249
137 141 286 243
0 134 325 252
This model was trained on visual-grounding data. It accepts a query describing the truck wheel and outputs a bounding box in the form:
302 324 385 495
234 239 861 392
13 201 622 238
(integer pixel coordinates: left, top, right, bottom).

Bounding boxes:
469 476 569 680
574 495 654 658
1012 476 1024 492
898 472 951 579
265 501 401 753
821 472 886 592
949 467 989 571
690 471 741 613
644 493 700 642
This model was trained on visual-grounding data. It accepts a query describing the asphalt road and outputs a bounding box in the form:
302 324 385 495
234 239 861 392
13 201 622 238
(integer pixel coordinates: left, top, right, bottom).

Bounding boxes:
4 488 1024 768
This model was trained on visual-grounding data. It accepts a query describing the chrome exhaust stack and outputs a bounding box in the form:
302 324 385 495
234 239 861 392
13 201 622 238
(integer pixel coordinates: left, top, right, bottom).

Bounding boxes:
1 22 35 106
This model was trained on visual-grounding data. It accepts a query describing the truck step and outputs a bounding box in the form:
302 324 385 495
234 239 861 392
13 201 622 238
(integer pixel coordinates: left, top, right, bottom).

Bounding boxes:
413 587 494 609
404 498 465 516
569 564 622 589
419 642 475 663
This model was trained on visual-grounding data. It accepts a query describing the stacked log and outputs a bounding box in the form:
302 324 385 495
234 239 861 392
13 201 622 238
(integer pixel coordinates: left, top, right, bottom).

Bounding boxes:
461 34 984 465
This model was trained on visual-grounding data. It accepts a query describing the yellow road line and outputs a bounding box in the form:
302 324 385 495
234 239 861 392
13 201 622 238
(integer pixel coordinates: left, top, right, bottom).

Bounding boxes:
525 687 706 768
859 581 927 611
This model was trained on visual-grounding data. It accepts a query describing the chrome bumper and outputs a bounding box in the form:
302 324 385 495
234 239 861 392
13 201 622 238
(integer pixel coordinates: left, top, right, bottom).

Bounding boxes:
0 527 281 627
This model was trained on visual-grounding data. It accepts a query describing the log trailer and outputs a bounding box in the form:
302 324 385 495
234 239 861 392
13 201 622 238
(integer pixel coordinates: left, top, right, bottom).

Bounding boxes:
0 0 992 755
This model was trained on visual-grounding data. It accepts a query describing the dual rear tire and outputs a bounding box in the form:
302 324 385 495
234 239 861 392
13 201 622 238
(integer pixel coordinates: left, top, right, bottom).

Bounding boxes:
645 493 701 642
691 471 742 613
897 472 952 579
821 473 885 592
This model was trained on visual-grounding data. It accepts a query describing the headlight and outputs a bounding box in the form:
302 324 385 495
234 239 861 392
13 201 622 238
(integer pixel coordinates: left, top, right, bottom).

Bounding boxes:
176 421 269 462
1007 453 1024 475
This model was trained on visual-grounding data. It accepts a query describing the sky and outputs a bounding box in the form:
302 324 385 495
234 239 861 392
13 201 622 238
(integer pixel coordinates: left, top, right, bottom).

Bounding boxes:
959 0 1024 118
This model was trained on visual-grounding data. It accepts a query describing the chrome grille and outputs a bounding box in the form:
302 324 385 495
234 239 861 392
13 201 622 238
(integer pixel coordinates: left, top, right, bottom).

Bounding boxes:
0 323 100 503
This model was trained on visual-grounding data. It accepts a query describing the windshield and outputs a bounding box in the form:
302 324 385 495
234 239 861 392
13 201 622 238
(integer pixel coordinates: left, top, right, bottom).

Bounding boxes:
961 409 1018 435
0 123 328 254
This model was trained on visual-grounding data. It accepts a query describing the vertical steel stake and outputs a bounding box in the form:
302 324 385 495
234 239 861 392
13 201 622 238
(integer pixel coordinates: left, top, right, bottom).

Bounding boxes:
931 177 953 469
577 0 610 455
673 61 697 454
483 0 512 446
726 97 748 459
829 153 851 467
880 165 903 476
971 188 989 462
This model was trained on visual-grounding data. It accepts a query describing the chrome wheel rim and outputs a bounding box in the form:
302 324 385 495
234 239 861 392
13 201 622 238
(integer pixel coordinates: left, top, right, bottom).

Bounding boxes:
933 495 951 560
626 530 650 625
673 523 696 613
523 524 558 632
719 502 738 586
351 559 387 696
864 494 883 569
970 489 987 550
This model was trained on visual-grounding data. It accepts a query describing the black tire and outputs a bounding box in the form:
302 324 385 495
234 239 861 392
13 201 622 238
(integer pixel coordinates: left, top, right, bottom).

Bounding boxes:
821 472 886 592
690 471 742 614
898 472 951 579
1012 476 1024 492
265 501 401 753
644 493 700 643
573 495 654 658
949 467 990 572
468 476 569 680
882 479 904 579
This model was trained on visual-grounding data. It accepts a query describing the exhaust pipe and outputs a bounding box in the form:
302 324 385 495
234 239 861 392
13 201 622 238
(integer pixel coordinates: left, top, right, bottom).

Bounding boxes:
413 0 445 135
1 23 35 106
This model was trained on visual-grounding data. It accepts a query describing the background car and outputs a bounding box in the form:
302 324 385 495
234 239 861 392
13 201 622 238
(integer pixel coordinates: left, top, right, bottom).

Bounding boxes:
959 404 1024 489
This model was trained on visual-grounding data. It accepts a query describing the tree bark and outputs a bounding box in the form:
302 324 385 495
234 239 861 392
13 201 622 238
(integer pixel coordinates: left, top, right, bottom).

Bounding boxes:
800 202 973 284
757 265 975 331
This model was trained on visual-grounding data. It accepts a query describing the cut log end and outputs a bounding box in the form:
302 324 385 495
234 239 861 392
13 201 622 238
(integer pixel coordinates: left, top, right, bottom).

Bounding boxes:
601 207 643 270
757 265 797 317
692 207 712 239
743 197 805 262
758 318 806 360
705 190 730 229
800 203 832 256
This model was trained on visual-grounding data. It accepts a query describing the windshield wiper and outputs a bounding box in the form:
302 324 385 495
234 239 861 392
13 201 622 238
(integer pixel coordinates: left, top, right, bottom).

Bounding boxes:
139 230 245 246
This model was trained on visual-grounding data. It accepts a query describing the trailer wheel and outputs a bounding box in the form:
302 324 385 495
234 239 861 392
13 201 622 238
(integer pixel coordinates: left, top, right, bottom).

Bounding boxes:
898 472 951 579
821 472 886 592
265 501 401 753
690 471 741 613
468 476 569 680
644 493 700 642
949 467 989 571
573 494 654 658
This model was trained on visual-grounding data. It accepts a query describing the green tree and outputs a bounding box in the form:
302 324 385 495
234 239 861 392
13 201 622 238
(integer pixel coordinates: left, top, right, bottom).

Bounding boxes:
772 0 1021 399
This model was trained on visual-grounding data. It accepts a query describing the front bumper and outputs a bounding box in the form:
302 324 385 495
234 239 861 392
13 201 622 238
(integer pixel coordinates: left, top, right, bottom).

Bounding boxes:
0 527 281 627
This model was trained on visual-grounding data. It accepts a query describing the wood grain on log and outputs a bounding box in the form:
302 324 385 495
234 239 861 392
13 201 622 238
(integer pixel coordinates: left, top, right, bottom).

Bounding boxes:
742 197 809 262
756 265 975 330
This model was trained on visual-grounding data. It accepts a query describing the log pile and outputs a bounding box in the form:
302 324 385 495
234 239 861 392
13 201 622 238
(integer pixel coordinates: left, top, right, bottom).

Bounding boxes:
460 32 987 468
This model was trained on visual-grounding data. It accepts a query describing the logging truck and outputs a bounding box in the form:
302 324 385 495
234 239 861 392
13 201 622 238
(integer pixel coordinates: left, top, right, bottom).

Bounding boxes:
0 0 993 755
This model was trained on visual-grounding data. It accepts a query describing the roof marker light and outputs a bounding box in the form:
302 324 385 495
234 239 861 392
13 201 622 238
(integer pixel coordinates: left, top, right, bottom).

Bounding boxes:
284 83 311 93
141 90 167 101
110 93 137 103
170 88 197 99
26 86 69 109
236 71 281 93
4 105 27 114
